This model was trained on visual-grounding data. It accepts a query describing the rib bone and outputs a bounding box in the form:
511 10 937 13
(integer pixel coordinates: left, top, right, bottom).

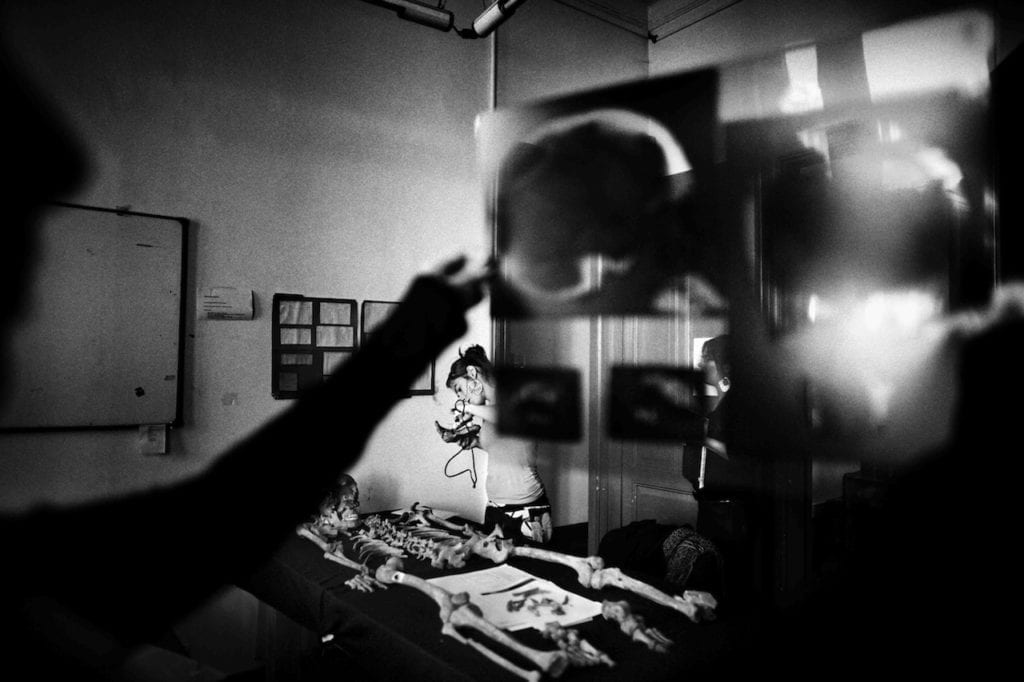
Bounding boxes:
297 526 385 591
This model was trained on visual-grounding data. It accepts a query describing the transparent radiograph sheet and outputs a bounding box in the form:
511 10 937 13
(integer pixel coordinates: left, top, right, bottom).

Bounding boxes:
477 68 723 319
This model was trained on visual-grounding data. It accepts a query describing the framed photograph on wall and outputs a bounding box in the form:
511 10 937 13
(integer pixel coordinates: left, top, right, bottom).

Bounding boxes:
361 300 435 396
272 293 357 399
270 292 358 399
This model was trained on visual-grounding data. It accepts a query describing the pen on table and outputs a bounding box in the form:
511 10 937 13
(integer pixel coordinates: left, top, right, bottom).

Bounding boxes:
480 578 535 595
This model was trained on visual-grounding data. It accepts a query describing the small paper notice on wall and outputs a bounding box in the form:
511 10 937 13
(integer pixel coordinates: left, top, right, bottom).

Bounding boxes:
199 287 254 320
138 423 167 455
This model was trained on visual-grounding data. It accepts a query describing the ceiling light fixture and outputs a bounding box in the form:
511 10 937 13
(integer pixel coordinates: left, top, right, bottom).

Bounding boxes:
359 0 528 38
367 0 454 33
466 0 528 38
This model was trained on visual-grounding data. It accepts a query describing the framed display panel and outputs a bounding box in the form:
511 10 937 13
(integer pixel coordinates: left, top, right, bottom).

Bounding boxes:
361 300 434 396
0 202 188 430
273 294 357 399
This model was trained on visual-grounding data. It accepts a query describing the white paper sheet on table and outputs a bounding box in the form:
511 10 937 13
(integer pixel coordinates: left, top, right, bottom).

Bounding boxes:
427 564 602 631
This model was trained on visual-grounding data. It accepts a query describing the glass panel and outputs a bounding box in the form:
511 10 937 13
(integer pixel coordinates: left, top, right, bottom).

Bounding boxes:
319 301 351 325
280 327 312 345
316 325 354 348
323 351 351 374
278 372 298 392
278 300 312 325
280 353 313 365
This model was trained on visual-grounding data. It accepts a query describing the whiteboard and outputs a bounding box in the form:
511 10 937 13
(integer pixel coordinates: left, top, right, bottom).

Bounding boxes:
0 203 188 429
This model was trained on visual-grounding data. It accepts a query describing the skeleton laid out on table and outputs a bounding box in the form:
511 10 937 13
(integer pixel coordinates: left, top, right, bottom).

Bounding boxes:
296 478 716 680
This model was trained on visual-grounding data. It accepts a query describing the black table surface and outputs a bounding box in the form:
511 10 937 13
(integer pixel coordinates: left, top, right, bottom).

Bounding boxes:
240 516 743 681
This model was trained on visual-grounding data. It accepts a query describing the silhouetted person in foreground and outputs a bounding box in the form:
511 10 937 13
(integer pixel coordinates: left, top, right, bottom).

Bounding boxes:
0 45 489 681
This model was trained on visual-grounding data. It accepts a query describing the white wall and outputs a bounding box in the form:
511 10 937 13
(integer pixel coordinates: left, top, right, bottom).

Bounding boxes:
0 0 494 521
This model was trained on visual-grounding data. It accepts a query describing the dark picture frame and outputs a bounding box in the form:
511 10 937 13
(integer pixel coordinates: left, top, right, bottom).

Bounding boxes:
361 300 435 396
272 293 357 399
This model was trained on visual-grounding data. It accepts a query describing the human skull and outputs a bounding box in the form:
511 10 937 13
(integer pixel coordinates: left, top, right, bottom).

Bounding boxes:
312 474 361 538
336 474 361 530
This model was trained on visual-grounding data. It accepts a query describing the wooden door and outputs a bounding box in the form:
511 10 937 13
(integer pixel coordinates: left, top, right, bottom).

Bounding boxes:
589 313 725 552
497 307 725 555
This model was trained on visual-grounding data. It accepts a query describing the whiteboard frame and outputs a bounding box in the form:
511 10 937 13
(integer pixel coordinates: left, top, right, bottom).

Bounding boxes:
0 202 189 431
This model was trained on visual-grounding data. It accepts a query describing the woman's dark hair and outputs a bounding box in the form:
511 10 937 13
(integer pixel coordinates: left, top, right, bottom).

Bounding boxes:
446 344 494 388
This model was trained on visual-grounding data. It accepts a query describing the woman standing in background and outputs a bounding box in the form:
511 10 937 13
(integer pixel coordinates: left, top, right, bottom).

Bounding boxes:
445 345 552 543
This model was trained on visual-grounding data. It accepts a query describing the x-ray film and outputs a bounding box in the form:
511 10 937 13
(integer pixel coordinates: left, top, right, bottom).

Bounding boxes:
495 366 581 442
608 366 708 442
477 68 722 318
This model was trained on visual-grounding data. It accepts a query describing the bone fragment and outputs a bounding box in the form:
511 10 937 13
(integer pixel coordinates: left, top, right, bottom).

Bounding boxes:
298 525 385 591
410 502 475 535
601 600 673 653
322 550 361 572
541 622 614 668
467 526 514 564
343 573 385 593
464 636 543 682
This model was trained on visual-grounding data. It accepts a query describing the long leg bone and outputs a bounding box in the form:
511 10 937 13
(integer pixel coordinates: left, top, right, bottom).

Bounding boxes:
591 568 717 622
509 545 716 622
462 634 543 682
511 546 604 587
375 558 569 679
601 600 674 653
